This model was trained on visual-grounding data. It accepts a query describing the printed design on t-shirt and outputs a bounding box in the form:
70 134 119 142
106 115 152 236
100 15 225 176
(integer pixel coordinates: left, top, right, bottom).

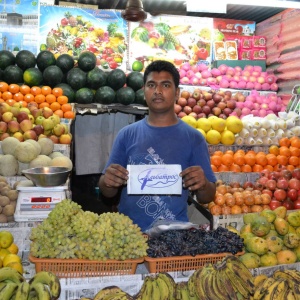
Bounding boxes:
128 147 176 221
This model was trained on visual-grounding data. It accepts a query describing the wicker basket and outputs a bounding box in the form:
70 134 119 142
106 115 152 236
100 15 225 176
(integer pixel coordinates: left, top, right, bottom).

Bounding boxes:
144 251 244 273
29 254 144 278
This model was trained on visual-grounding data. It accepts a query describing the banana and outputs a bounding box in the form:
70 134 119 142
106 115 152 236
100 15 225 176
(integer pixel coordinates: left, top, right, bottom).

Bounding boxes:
253 274 268 288
30 282 51 300
284 269 300 282
176 281 190 300
169 25 191 35
151 277 161 300
135 277 149 300
273 270 300 298
141 276 153 300
102 292 129 300
15 281 31 300
0 282 19 300
264 278 289 300
29 271 61 300
155 275 170 300
157 272 176 300
224 255 255 295
202 266 221 300
187 269 200 298
194 267 210 300
253 277 276 300
217 268 238 300
223 265 249 298
0 266 25 285
94 286 127 300
285 289 297 300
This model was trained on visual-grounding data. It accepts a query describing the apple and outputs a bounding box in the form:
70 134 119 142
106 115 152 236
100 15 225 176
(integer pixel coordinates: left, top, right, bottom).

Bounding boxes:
49 135 59 144
269 200 282 210
0 121 7 134
192 89 201 100
27 102 39 112
12 131 24 142
35 116 45 125
59 133 72 144
42 118 55 131
10 106 20 117
2 112 14 123
7 120 20 133
16 111 29 123
42 107 53 118
32 124 44 136
38 134 48 140
52 124 65 136
180 91 190 100
19 107 30 115
31 108 42 119
0 133 10 141
0 103 11 114
49 115 60 126
196 48 209 60
23 129 37 140
19 119 33 132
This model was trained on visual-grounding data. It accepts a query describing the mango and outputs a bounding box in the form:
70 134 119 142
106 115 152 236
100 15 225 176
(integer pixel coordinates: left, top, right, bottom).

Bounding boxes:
293 245 300 262
274 217 289 235
260 209 277 223
287 211 300 227
243 212 259 225
276 249 297 264
273 206 287 219
260 252 278 267
245 237 268 256
263 229 279 239
251 216 271 237
283 233 300 249
239 253 260 269
266 236 284 253
240 223 252 234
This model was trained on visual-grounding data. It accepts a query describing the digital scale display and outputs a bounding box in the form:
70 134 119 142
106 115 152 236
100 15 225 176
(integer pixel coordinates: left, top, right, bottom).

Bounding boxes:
31 197 52 203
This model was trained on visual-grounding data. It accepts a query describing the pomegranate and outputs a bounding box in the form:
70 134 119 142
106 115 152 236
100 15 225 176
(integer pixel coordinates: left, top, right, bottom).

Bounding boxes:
293 200 300 209
265 179 277 191
273 189 287 202
282 199 295 210
287 188 298 201
289 178 300 190
276 177 289 190
292 168 300 180
269 200 282 210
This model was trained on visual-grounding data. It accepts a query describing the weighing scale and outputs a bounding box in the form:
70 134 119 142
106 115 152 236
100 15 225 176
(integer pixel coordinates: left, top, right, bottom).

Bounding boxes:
14 180 68 222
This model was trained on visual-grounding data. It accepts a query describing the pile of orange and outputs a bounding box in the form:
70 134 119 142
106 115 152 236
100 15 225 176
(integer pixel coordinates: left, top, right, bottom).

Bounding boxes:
210 136 300 173
0 81 75 119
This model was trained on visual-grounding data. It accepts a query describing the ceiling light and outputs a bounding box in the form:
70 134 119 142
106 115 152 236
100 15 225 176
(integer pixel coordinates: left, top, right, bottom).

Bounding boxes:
121 0 147 22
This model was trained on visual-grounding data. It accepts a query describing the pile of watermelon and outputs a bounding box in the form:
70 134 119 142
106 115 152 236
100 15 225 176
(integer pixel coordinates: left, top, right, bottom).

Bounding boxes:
0 50 146 107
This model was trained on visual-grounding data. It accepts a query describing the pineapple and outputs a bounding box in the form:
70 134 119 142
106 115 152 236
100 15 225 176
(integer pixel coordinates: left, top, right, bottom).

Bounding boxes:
65 11 77 27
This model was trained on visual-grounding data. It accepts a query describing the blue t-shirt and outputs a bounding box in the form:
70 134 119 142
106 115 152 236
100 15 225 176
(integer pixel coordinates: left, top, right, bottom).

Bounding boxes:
102 118 216 232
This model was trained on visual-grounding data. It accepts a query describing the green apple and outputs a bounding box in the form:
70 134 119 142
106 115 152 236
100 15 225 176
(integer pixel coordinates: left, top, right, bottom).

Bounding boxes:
35 116 45 125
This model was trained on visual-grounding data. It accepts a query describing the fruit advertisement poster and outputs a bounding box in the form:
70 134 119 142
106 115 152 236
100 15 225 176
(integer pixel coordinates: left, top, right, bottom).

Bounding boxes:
39 6 128 71
128 14 213 72
0 0 39 54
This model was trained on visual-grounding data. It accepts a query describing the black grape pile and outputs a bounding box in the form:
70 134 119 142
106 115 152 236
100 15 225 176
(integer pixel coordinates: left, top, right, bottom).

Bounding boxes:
30 199 148 260
146 227 244 258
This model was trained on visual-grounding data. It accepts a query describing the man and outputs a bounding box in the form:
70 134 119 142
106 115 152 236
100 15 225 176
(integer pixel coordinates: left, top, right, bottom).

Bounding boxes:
99 60 216 232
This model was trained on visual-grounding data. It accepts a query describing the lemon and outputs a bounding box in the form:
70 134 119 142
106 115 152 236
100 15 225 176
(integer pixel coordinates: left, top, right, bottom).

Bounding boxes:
132 60 143 72
0 231 14 249
6 243 19 255
0 249 10 261
226 116 243 134
211 118 226 133
221 130 235 145
197 128 206 138
196 118 211 132
6 261 23 274
181 115 197 128
208 115 218 123
206 129 221 145
3 253 21 267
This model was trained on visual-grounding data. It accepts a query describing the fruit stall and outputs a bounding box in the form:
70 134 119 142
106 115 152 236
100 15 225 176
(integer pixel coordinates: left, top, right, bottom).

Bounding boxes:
1 1 300 299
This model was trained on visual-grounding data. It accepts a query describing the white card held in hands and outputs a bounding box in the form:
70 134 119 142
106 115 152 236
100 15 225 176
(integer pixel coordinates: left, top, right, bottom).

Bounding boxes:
127 164 182 195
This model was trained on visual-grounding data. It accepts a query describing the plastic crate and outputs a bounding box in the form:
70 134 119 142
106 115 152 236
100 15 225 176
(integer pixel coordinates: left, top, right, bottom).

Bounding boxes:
144 252 244 273
29 254 144 278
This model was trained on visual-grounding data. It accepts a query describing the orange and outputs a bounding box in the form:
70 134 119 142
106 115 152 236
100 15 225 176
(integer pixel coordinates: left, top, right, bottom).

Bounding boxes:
233 154 245 166
0 82 8 92
221 153 234 167
0 99 4 103
235 149 246 156
19 85 31 95
279 146 291 158
264 165 274 171
45 94 56 104
290 146 300 157
266 154 278 166
279 137 291 147
211 165 218 172
41 86 52 96
61 103 72 112
23 93 35 103
252 164 264 172
241 164 252 172
6 243 18 255
30 86 42 96
8 84 20 94
287 165 295 171
218 164 229 172
213 150 223 157
224 150 234 156
6 99 16 106
57 95 68 105
211 155 222 167
277 155 288 166
52 87 63 97
50 102 61 112
18 101 28 108
34 94 46 104
39 102 50 109
230 164 241 172
244 152 256 166
255 153 268 166
54 109 64 118
64 111 75 119
289 156 299 166
290 137 300 148
13 92 24 102
269 145 279 156
2 91 13 100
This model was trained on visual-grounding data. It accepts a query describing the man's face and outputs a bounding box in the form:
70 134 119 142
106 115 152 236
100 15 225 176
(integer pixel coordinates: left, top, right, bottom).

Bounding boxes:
144 71 179 113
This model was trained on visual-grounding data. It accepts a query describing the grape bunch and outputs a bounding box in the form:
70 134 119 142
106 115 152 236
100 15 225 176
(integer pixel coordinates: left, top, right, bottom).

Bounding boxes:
30 199 148 260
146 227 244 258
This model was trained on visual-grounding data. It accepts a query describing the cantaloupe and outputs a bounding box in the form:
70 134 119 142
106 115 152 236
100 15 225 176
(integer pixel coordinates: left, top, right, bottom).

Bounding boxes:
17 162 30 176
14 142 38 163
0 154 18 176
29 155 52 168
49 151 64 159
1 137 20 155
50 156 73 170
25 139 42 156
38 138 54 156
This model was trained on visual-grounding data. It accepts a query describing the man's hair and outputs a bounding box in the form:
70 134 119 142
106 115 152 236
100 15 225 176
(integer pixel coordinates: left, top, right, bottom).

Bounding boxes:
143 60 180 88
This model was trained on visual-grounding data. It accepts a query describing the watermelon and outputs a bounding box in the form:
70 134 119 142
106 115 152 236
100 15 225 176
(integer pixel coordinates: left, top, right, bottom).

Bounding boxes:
87 68 107 90
15 50 36 71
126 71 144 91
115 87 135 105
56 54 75 73
75 87 94 104
94 86 115 105
43 65 64 87
106 69 126 91
78 51 97 72
3 65 23 84
66 68 87 91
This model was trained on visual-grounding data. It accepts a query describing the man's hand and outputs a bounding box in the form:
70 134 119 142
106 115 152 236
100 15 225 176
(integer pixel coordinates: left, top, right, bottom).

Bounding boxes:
103 164 128 188
180 166 206 192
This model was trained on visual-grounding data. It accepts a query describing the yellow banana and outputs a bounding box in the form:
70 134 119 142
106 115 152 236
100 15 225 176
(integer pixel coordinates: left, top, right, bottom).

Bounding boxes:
155 275 170 300
0 266 25 285
187 269 200 298
224 266 249 298
253 274 268 288
169 25 191 36
264 279 289 300
194 266 210 300
14 281 31 300
94 286 127 300
217 268 238 300
30 282 51 300
29 271 61 300
151 278 161 300
141 276 153 300
0 282 19 300
157 273 176 300
253 277 276 300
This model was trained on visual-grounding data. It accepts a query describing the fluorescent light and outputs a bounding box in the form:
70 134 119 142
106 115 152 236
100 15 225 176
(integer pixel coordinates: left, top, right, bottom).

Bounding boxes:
187 0 227 13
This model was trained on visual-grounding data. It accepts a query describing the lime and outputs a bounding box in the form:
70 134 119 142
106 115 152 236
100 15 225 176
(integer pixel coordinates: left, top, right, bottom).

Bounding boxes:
132 60 143 72
40 43 47 51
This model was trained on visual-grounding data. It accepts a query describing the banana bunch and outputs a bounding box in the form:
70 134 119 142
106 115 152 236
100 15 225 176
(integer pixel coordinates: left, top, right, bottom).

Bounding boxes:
0 267 61 300
135 272 176 300
187 255 255 300
252 269 300 300
93 286 133 300
175 281 197 300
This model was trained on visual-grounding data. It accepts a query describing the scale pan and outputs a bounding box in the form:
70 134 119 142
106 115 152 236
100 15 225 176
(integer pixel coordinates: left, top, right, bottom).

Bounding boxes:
22 167 71 187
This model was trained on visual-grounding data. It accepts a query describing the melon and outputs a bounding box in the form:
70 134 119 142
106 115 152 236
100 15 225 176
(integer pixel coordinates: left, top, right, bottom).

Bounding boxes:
25 140 42 156
0 154 18 176
1 137 21 155
38 138 54 156
29 155 52 168
50 156 73 170
14 142 38 163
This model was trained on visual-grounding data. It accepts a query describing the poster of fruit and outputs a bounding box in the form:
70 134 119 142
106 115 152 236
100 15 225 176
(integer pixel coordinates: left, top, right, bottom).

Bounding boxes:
39 6 128 71
127 14 213 72
0 0 39 54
